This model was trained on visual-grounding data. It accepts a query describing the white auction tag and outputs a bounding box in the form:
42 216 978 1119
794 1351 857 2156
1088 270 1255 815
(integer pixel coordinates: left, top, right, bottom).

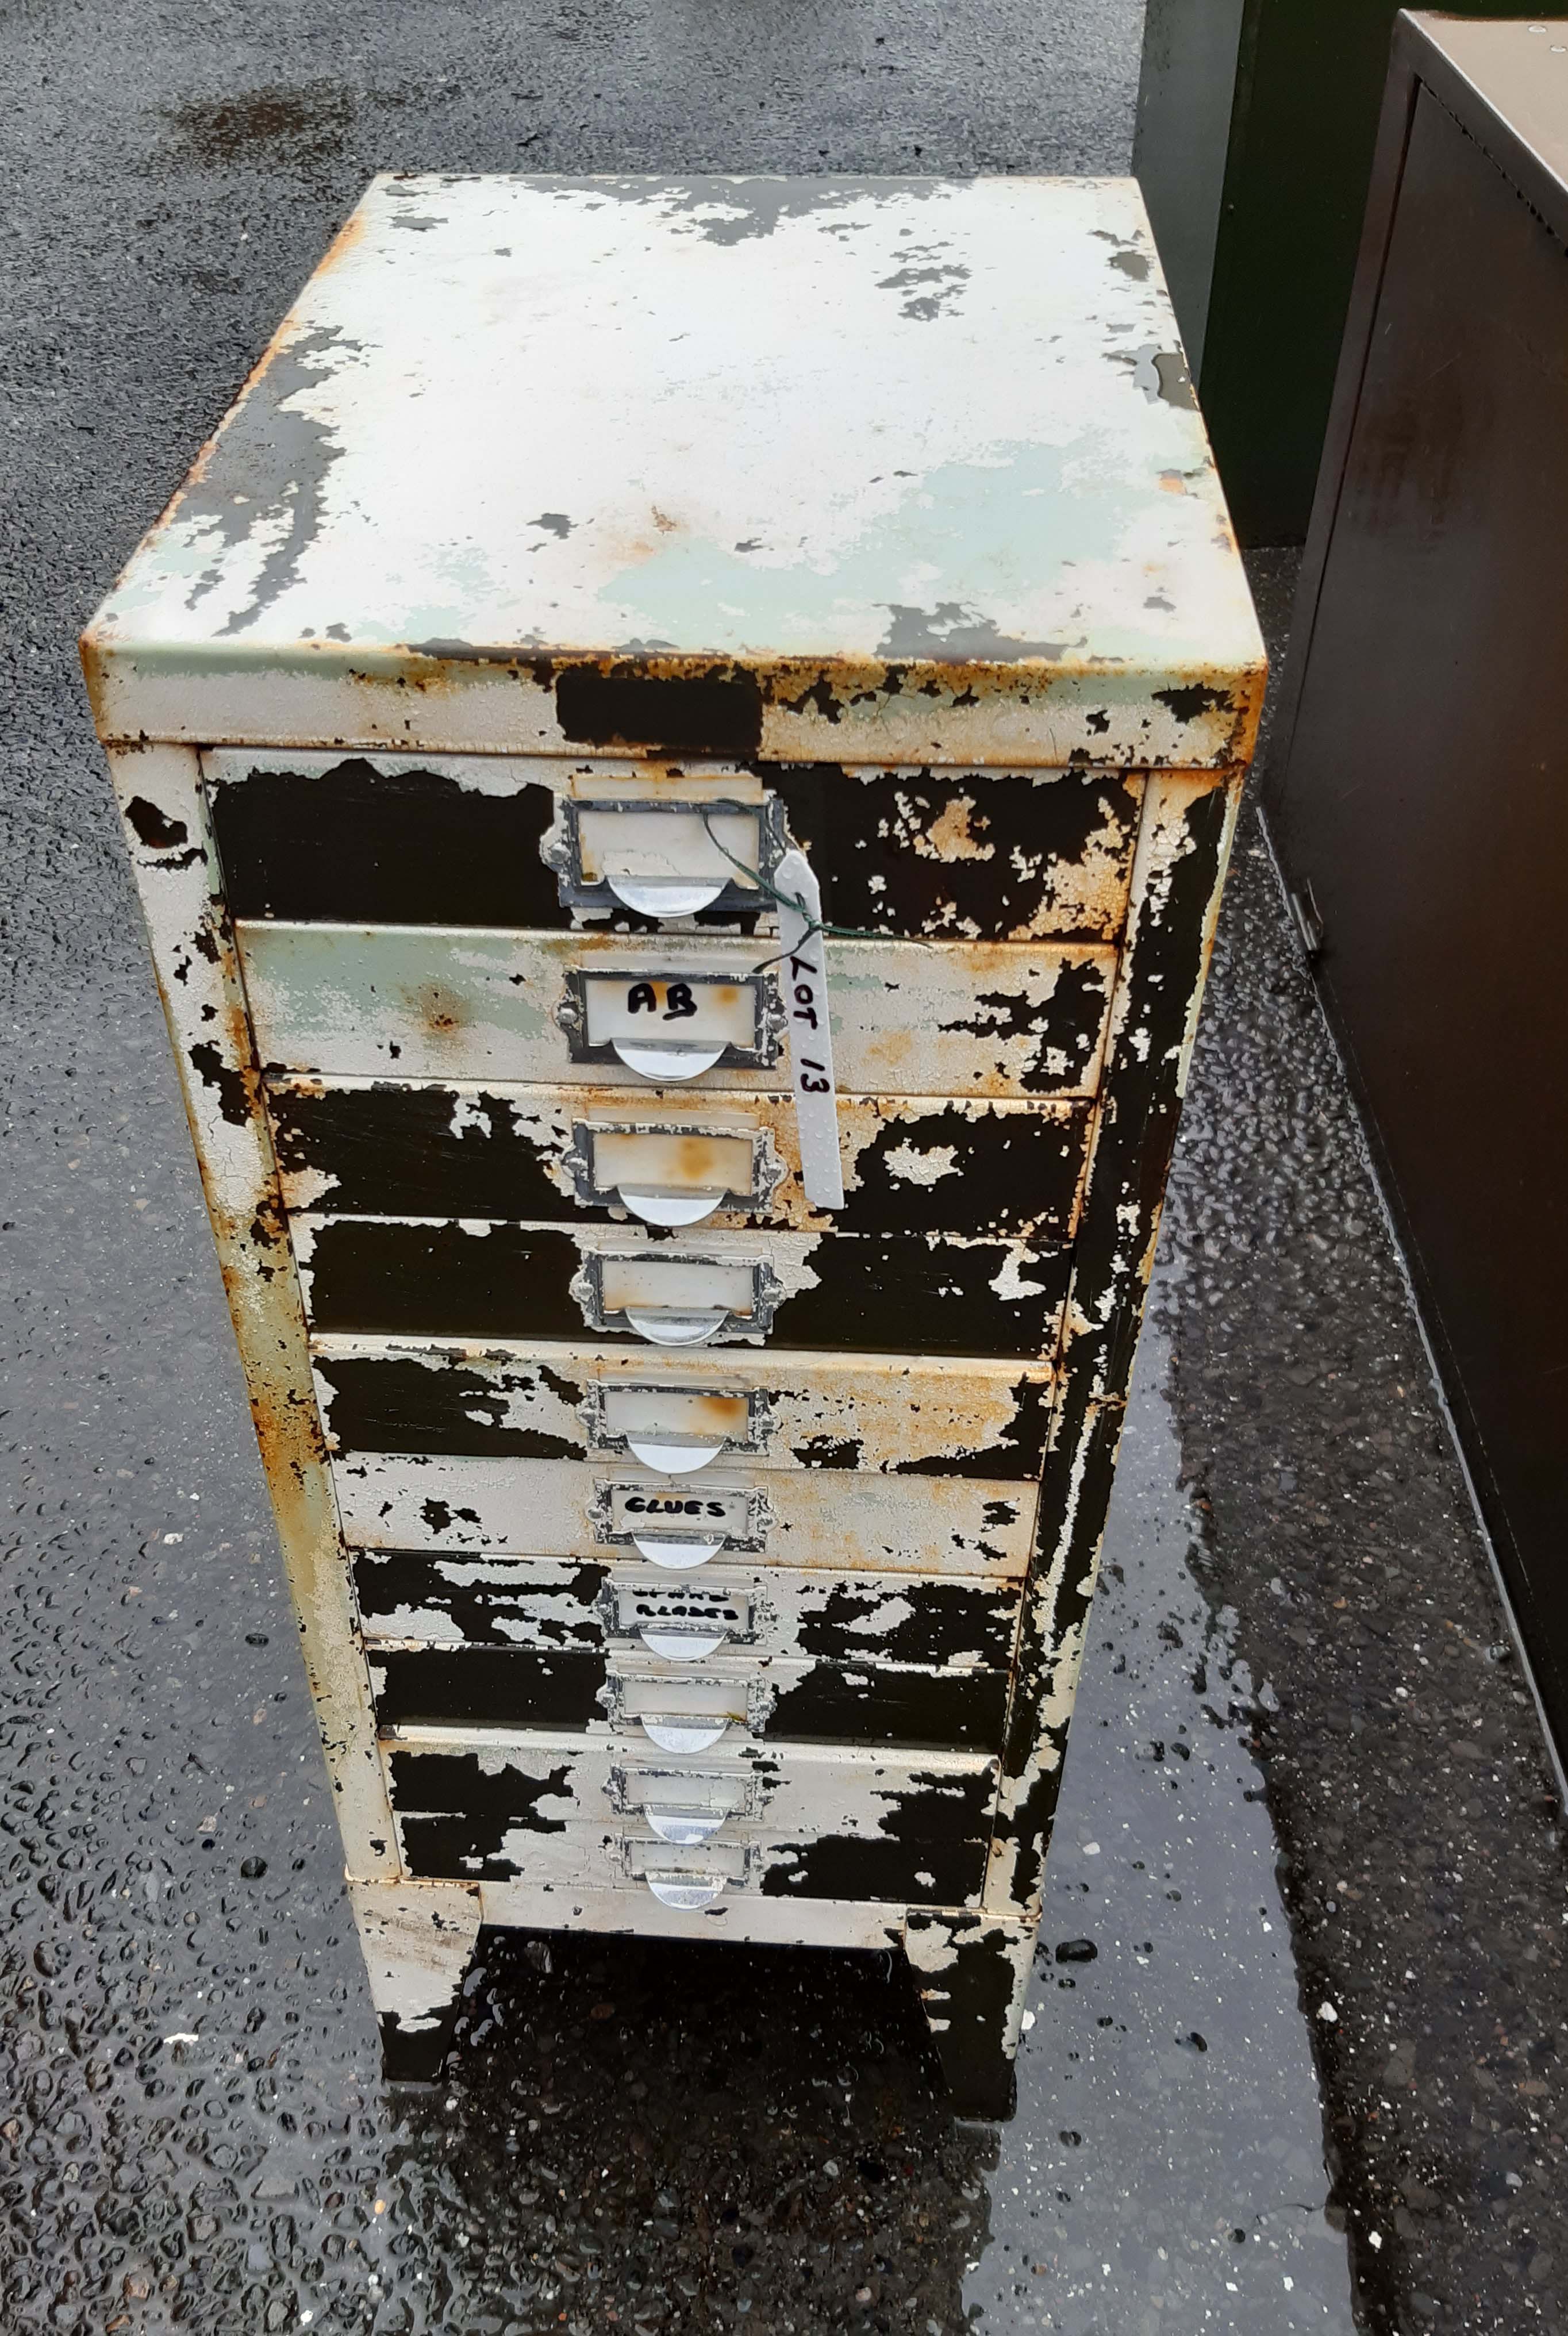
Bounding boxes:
773 848 844 1209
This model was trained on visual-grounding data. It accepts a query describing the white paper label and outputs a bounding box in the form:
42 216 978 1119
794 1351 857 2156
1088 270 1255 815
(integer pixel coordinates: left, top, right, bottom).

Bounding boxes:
605 1482 758 1546
773 849 844 1209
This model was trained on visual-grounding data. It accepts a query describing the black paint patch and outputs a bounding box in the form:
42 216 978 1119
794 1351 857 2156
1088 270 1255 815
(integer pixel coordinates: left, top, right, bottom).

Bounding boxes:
124 796 189 850
767 1666 1008 1750
1152 682 1231 726
373 1647 606 1730
418 1497 482 1536
268 1081 573 1219
790 1435 863 1469
906 1913 1023 2117
935 957 1110 1092
318 1355 585 1459
798 1581 1017 1671
391 1749 577 1879
843 1101 1090 1241
210 759 563 927
759 1832 987 1905
387 1749 574 1824
353 1552 608 1647
302 1217 1072 1358
303 1220 585 1339
186 1040 251 1129
555 663 763 757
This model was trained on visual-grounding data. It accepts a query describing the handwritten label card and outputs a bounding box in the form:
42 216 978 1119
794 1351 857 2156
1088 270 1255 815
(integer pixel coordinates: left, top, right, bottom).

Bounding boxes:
774 849 844 1209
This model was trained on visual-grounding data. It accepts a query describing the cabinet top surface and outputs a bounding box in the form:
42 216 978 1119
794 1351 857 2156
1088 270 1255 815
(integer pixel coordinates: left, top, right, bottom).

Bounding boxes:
83 175 1264 764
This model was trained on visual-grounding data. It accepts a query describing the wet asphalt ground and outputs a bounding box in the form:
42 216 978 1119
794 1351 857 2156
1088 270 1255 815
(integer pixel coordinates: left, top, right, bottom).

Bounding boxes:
3 5 1567 2333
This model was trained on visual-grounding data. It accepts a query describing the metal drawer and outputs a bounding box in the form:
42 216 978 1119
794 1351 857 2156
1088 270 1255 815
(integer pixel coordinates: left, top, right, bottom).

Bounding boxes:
267 1078 1093 1242
289 1215 1072 1357
384 1731 997 1903
330 1453 1036 1577
367 1642 1010 1751
205 750 1143 943
352 1553 1023 1673
236 924 1116 1098
313 1338 1055 1480
397 1819 993 1905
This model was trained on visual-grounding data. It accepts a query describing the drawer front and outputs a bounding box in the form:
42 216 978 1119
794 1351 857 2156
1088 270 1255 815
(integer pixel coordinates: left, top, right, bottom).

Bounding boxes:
314 1341 1054 1478
290 1215 1071 1357
385 1734 996 1902
352 1553 1022 1670
368 1645 1009 1749
395 1817 992 1903
237 925 1116 1098
205 750 1142 942
331 1453 1036 1577
268 1078 1093 1242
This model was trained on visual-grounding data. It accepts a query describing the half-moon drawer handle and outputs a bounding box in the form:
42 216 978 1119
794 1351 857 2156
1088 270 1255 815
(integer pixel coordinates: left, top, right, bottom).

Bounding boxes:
626 1436 727 1476
645 1872 728 1909
637 1626 730 1661
639 1716 729 1753
607 876 728 919
613 1040 726 1081
632 1534 725 1569
617 1185 725 1228
644 1808 728 1845
624 1306 729 1347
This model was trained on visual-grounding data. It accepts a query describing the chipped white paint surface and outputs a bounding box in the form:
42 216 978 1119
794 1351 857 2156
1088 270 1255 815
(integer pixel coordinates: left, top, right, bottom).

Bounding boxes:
83 176 1263 766
238 925 1117 1097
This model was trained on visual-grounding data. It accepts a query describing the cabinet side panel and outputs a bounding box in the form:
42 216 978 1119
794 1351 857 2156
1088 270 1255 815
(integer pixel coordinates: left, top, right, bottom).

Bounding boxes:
103 742 397 1876
990 769 1243 1912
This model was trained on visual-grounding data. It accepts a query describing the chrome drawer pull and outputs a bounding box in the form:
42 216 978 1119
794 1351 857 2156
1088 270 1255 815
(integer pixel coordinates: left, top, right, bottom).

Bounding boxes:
616 1185 727 1228
626 1436 727 1476
632 1534 725 1569
622 1304 730 1347
645 1872 728 1909
609 876 729 918
639 1716 729 1753
644 1807 729 1845
637 1625 730 1661
613 1039 728 1081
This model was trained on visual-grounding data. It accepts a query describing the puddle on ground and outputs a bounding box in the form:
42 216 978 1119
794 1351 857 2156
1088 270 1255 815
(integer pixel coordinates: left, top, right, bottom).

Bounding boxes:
964 1320 1356 2333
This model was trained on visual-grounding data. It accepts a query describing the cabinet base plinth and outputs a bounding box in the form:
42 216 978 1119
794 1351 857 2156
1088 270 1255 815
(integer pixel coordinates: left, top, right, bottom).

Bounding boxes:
349 1880 482 2084
904 1910 1035 2120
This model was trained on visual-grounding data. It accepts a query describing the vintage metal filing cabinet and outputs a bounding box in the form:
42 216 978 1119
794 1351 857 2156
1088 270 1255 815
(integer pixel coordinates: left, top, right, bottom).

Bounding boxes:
83 174 1263 2115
